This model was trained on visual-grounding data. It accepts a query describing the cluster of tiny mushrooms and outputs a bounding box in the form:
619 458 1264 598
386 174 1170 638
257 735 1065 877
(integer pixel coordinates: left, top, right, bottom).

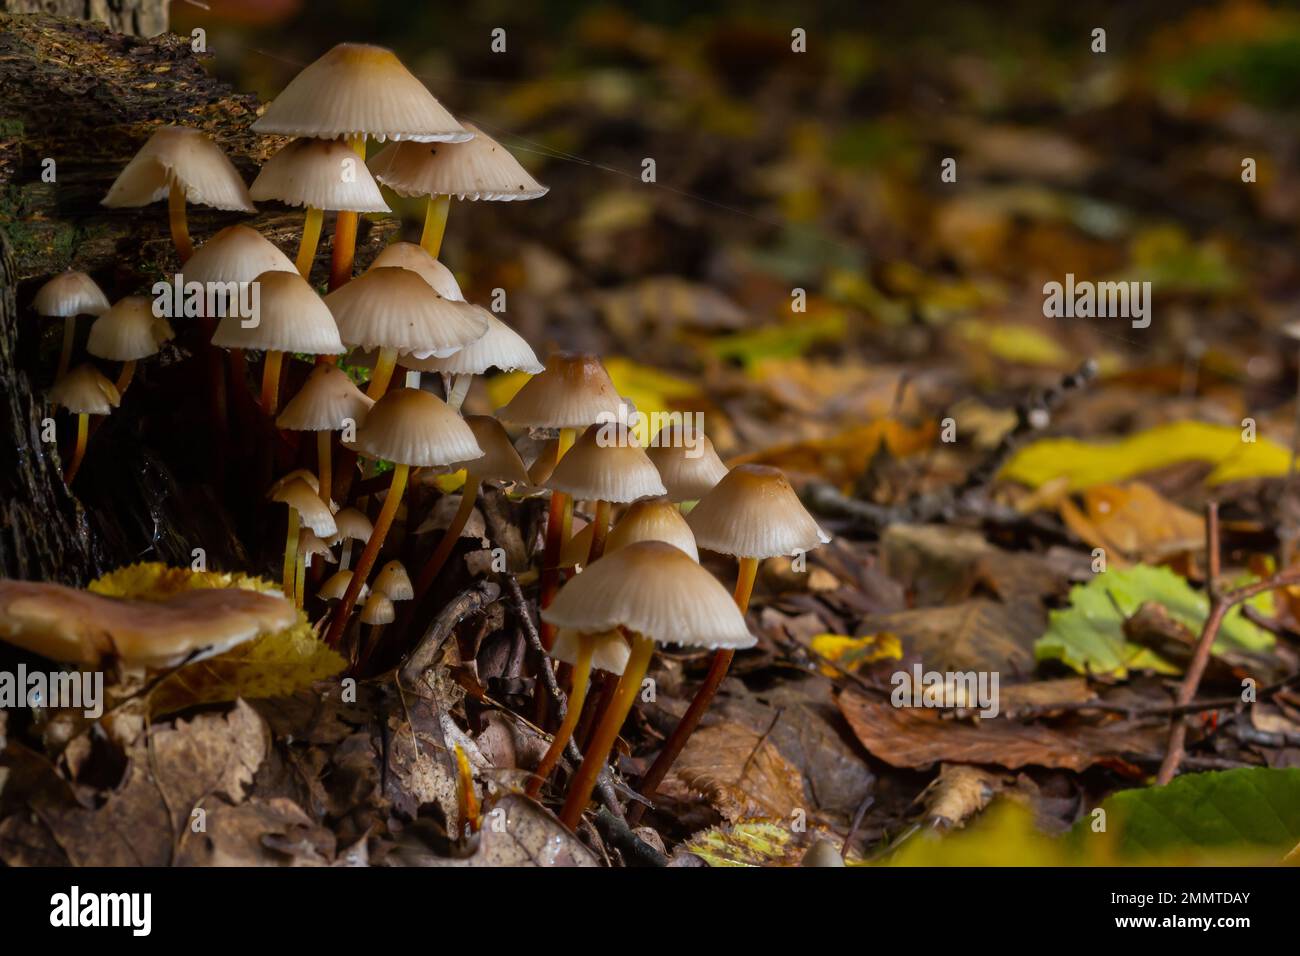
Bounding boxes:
15 44 831 833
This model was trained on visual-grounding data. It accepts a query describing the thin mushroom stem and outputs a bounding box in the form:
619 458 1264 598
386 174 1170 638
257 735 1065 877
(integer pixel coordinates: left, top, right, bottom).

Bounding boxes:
260 350 285 416
294 547 307 609
626 555 759 825
420 195 451 258
340 539 354 570
296 206 325 278
115 360 137 396
447 373 472 410
410 475 480 608
587 500 611 564
366 347 399 400
168 180 193 263
317 431 334 507
324 463 410 649
281 507 300 598
57 316 76 380
328 136 367 290
526 635 593 798
538 427 578 651
560 632 655 830
64 412 89 484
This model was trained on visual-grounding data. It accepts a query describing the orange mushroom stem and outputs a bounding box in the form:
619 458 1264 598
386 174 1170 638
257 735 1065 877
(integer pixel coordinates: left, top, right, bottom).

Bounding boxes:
525 636 592 799
167 180 193 263
64 413 90 484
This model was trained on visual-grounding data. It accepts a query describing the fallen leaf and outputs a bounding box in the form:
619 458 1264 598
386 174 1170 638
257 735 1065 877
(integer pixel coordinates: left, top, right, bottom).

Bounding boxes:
668 720 807 822
861 598 1046 674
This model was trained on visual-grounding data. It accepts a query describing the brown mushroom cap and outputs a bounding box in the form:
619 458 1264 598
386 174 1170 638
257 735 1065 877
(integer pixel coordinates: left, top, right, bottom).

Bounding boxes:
102 126 255 212
607 498 699 561
368 123 547 201
347 387 483 468
551 628 630 676
50 364 121 415
251 43 471 143
368 242 464 301
402 311 542 376
87 296 174 362
184 225 297 286
319 569 367 602
686 464 830 559
544 423 666 503
268 477 338 537
250 137 391 213
276 363 374 431
496 351 624 430
646 426 729 502
327 507 373 545
324 267 487 357
33 271 110 318
360 591 396 626
268 468 321 496
298 530 337 564
372 560 413 601
212 270 346 355
0 579 297 669
450 415 529 484
541 541 755 650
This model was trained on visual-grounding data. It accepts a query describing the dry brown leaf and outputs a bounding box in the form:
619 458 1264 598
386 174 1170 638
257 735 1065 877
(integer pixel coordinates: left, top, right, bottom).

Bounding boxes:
1058 482 1204 566
921 764 1002 827
669 720 806 822
860 598 1046 675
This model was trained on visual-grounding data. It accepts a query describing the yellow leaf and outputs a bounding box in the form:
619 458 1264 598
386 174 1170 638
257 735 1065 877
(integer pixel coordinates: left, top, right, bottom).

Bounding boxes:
1001 421 1289 491
682 821 800 867
956 319 1071 368
809 632 903 677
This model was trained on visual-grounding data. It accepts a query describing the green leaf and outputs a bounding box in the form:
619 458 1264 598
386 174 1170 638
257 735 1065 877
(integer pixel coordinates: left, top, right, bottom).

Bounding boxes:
1036 564 1273 678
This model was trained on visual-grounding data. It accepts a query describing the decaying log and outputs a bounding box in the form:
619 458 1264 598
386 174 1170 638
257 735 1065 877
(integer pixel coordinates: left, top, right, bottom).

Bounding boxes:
0 13 396 583
0 1 167 38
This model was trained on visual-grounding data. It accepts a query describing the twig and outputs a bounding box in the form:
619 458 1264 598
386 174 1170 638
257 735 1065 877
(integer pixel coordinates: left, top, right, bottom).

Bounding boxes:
594 807 667 867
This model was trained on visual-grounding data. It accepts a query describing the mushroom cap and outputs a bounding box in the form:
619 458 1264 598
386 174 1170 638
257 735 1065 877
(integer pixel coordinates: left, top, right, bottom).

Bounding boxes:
368 242 464 300
0 579 296 669
250 137 391 213
607 498 699 561
184 225 297 286
268 468 320 496
360 591 396 625
368 123 547 201
319 569 367 602
87 296 174 362
348 387 483 468
372 560 413 600
250 43 471 143
268 478 337 537
551 628 631 676
101 126 255 212
50 364 121 415
328 507 373 545
212 270 346 355
544 423 666 504
686 464 830 559
497 351 624 430
324 267 487 357
298 530 337 563
647 426 729 502
276 363 373 431
541 541 755 650
450 415 529 484
403 311 542 376
33 271 109 318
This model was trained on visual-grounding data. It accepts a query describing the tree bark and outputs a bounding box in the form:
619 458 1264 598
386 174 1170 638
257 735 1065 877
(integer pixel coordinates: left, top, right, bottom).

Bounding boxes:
0 1 167 38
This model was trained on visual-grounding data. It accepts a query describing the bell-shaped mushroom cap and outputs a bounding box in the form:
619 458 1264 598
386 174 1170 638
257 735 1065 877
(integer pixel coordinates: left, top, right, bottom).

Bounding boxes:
607 498 699 561
449 415 529 484
328 507 373 545
372 560 413 600
647 426 729 502
324 267 487 357
298 530 337 564
268 477 337 537
348 387 483 468
368 123 547 201
185 225 297 285
551 628 630 676
276 363 373 431
250 137 391 213
545 423 666 504
404 311 542 376
33 271 109 318
368 242 464 300
50 364 121 415
497 352 624 430
687 464 830 559
320 569 368 602
360 591 396 626
87 296 174 362
212 270 346 355
268 467 320 496
251 43 471 143
0 579 297 669
102 126 255 212
541 541 755 650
